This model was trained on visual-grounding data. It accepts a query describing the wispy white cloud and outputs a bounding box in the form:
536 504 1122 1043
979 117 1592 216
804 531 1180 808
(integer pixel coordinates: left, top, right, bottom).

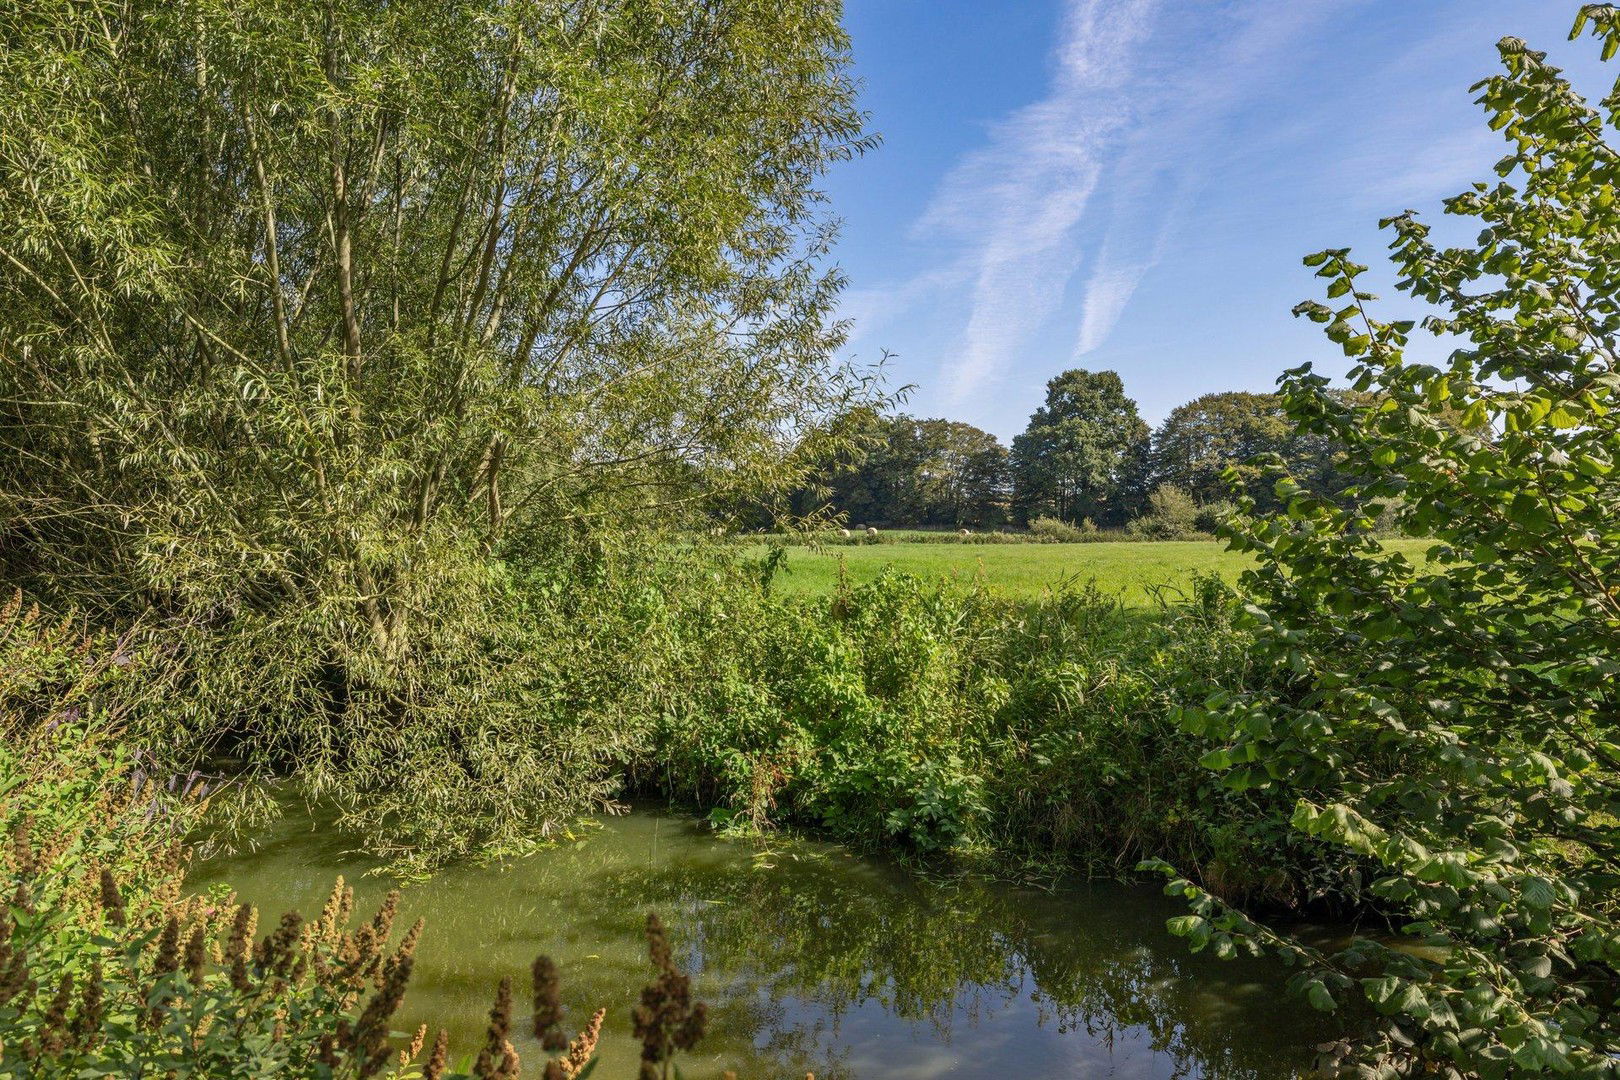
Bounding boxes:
838 264 968 350
1070 2 1353 361
863 0 1352 403
918 0 1158 401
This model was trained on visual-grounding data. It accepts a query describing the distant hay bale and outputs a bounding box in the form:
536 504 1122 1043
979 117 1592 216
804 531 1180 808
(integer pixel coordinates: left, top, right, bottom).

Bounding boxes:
959 528 971 537
865 526 878 537
838 528 851 538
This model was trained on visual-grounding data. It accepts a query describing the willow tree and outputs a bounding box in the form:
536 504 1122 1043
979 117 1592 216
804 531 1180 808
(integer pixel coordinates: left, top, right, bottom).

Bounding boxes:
0 0 871 858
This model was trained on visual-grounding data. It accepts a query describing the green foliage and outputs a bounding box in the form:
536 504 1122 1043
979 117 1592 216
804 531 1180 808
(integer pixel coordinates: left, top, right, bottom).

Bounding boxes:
650 569 1305 888
1011 370 1150 527
0 0 873 862
1192 500 1237 535
1149 391 1352 511
778 385 1366 534
1126 485 1207 541
1027 515 1096 543
1156 15 1620 1076
781 410 1011 528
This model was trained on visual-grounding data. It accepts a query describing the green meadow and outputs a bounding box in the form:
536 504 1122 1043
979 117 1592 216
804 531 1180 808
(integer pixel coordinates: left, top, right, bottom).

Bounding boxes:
762 538 1435 606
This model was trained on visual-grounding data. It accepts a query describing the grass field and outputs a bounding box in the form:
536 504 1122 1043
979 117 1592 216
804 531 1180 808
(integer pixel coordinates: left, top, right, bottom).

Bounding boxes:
761 538 1433 607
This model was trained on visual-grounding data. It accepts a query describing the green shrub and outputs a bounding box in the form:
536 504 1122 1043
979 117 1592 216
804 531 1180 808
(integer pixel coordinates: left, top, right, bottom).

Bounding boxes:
162 538 783 874
1192 500 1236 535
648 569 1309 890
1027 516 1094 543
1126 485 1208 540
1152 18 1620 1075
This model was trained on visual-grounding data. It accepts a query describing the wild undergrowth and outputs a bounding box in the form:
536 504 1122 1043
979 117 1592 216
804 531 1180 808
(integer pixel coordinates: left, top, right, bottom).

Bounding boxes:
640 563 1325 905
0 600 714 1078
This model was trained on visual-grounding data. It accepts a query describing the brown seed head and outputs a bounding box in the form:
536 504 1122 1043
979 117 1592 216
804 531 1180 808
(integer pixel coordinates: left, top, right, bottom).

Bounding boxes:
348 934 417 1078
0 907 29 1008
532 954 565 1048
38 973 73 1056
473 976 514 1079
11 822 35 882
560 1007 606 1077
402 1022 427 1065
265 910 305 978
147 915 181 1026
370 889 400 944
227 904 257 993
644 912 671 970
422 1029 450 1080
73 960 104 1045
319 877 347 940
184 924 207 986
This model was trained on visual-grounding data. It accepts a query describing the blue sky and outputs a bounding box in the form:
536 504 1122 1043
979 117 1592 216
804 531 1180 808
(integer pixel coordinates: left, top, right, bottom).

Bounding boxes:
823 1 1613 440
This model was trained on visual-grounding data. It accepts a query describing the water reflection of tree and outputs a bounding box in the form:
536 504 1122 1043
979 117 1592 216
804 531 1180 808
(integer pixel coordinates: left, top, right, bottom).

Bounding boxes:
592 850 1329 1080
197 813 1332 1078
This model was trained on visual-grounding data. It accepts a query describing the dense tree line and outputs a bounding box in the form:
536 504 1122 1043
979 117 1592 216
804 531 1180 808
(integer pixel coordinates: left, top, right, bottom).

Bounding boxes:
779 407 1009 526
788 376 1356 530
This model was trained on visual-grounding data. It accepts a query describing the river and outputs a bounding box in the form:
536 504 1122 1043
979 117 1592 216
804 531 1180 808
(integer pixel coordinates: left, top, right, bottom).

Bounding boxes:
189 807 1334 1079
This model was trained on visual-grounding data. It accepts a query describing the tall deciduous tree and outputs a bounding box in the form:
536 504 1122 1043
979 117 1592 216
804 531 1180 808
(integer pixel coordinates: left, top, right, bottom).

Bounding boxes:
1150 390 1350 511
1010 370 1148 526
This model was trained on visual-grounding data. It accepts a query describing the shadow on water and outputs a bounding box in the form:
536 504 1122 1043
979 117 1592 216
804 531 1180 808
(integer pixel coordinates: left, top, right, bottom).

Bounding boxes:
189 807 1335 1079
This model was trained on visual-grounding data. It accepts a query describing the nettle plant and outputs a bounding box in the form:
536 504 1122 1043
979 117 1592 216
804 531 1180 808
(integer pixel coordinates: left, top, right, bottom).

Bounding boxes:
1149 12 1620 1079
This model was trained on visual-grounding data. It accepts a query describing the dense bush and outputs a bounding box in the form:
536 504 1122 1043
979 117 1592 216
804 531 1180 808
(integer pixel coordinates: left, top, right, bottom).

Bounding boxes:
1192 500 1236 535
1126 485 1210 541
132 537 742 875
1153 17 1620 1077
0 603 717 1078
1026 515 1096 543
643 569 1319 896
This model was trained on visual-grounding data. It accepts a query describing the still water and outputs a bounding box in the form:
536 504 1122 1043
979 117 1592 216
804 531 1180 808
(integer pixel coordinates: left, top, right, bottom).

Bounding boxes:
190 808 1331 1079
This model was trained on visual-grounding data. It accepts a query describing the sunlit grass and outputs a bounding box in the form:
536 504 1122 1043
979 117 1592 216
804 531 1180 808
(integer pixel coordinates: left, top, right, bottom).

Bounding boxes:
759 538 1435 606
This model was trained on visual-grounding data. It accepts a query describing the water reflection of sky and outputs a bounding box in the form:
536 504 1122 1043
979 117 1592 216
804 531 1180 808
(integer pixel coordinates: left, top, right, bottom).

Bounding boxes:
190 807 1334 1079
758 982 1221 1079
